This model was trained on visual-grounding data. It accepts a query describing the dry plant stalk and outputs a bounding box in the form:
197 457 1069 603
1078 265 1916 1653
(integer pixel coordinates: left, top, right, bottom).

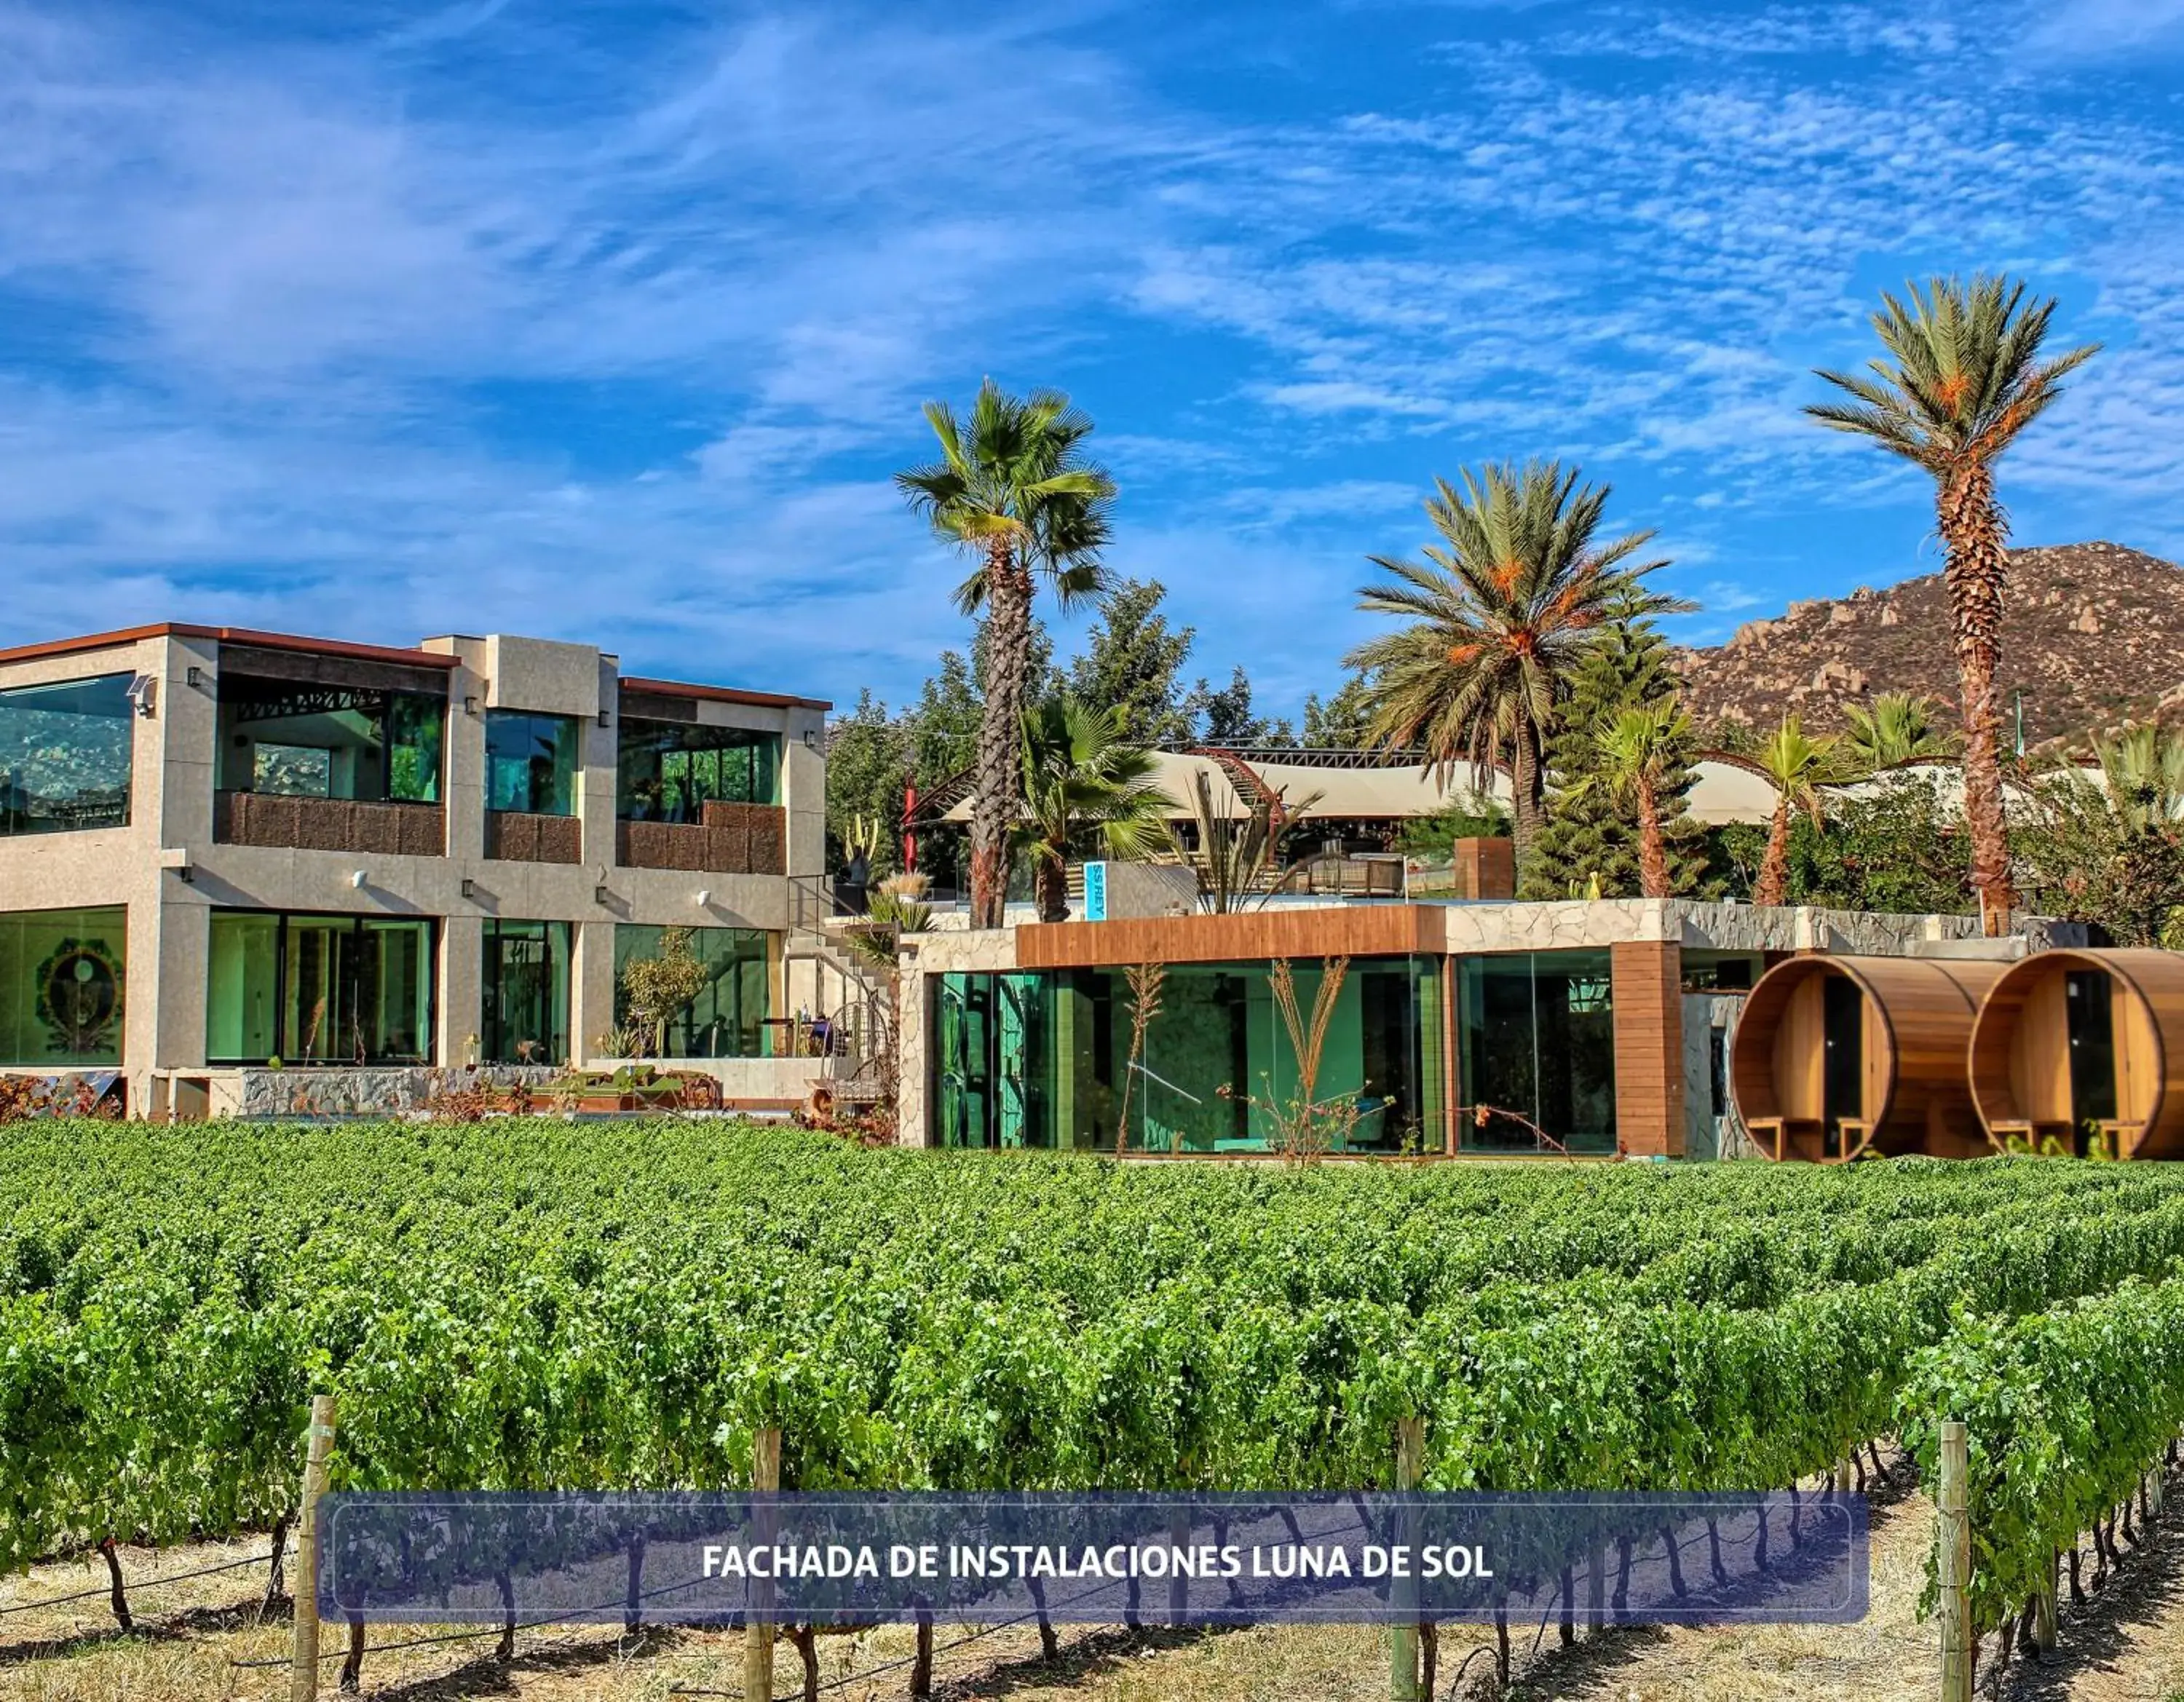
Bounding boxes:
1115 961 1166 1155
1245 957 1362 1160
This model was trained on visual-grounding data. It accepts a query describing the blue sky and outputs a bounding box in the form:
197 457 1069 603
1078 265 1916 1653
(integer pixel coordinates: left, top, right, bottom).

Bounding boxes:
4 0 2183 716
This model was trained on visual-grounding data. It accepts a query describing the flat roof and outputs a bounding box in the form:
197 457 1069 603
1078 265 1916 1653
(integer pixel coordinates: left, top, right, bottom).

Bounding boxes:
0 623 829 709
620 676 831 712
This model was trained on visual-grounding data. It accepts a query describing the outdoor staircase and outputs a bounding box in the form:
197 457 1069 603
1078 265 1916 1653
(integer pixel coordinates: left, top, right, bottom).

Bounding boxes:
784 873 893 1106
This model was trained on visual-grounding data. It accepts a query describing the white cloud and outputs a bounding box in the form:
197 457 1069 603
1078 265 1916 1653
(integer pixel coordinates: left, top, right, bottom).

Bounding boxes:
2028 0 2184 55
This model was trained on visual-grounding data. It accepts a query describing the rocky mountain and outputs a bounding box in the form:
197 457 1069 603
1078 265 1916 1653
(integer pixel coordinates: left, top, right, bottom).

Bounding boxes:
1674 542 2184 751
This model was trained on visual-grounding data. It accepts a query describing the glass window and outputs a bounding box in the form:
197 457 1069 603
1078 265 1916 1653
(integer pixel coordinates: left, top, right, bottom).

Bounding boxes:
617 720 780 820
206 911 435 1065
485 712 579 816
0 906 127 1066
0 675 133 836
612 925 774 1058
483 919 570 1066
1458 951 1618 1154
215 681 444 804
933 956 1443 1154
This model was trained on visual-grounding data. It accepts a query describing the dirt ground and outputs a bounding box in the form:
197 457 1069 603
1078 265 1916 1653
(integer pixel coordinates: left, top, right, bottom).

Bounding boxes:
7 1468 2184 1702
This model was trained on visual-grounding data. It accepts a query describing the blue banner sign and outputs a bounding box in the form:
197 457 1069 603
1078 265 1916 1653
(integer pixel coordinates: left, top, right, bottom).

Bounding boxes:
1082 860 1108 921
319 1491 1866 1626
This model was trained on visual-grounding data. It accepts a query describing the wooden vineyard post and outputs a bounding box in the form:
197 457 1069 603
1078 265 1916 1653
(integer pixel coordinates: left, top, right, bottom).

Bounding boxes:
745 1427 781 1702
1391 1416 1424 1702
2032 1551 2058 1654
290 1394 339 1702
1938 1420 1971 1702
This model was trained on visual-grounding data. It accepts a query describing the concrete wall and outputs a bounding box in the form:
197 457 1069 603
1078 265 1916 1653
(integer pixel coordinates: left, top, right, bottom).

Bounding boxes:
1 628 829 1114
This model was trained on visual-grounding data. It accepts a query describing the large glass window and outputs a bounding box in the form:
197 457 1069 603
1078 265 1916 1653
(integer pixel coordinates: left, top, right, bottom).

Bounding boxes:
933 957 1443 1154
0 906 126 1066
612 924 774 1058
0 675 133 836
206 911 435 1065
483 919 571 1066
215 680 444 803
1458 951 1617 1154
617 721 780 820
485 712 579 815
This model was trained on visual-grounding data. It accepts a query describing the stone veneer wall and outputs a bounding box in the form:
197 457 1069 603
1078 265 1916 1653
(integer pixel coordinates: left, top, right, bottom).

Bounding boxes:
214 791 446 857
483 810 582 863
616 803 787 875
236 1065 558 1118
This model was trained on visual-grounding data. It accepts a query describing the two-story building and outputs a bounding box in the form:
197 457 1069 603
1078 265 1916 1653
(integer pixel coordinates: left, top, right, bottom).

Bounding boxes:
0 623 833 1116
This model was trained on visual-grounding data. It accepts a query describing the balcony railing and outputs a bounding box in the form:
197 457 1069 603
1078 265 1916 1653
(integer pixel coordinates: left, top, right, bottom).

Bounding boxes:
214 791 445 857
484 810 582 864
617 801 786 874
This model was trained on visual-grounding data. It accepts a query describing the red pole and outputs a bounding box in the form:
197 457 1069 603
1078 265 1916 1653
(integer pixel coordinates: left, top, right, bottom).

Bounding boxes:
902 777 919 874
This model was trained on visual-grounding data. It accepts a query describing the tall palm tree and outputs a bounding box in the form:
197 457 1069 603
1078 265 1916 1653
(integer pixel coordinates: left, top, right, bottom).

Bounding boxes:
1344 461 1672 865
898 382 1116 927
1596 701 1694 898
1808 277 2099 930
1015 694 1173 923
1839 692 1958 775
1753 716 1840 909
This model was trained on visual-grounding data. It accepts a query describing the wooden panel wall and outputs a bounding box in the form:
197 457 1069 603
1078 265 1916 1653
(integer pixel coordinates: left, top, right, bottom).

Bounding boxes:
1451 839 1516 901
1014 905 1441 969
1770 975 1827 1122
1610 941 1684 1157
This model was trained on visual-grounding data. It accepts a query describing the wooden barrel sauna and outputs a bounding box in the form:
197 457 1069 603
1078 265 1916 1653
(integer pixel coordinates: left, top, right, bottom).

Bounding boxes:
1969 949 2184 1160
1731 954 2007 1162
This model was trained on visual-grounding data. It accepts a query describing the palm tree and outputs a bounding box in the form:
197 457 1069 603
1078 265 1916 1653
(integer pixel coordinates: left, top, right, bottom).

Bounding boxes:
1753 716 1840 909
1014 694 1172 922
1808 277 2099 930
1596 701 1694 898
2092 724 2184 833
897 382 1116 927
1839 692 1958 775
1345 461 1673 866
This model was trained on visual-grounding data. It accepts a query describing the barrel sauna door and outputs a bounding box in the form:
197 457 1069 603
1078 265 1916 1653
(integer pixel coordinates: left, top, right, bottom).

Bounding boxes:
2065 969 2119 1147
1821 975 1864 1159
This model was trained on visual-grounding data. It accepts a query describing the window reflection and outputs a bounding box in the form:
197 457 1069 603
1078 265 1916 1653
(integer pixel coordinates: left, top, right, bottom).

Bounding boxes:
483 919 570 1065
206 911 435 1065
616 720 780 820
215 679 443 803
0 675 133 835
0 906 127 1065
485 711 579 816
1458 951 1618 1153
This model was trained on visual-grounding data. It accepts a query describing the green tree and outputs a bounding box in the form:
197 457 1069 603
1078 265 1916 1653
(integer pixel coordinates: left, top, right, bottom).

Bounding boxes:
1808 276 2099 927
1187 665 1294 747
1301 670 1377 749
898 381 1116 927
1065 579 1196 744
2017 727 2184 946
825 690 911 873
1840 692 1958 775
1595 702 1696 899
1706 772 1973 915
1014 694 1173 923
619 927 711 1057
1345 461 1668 864
1753 717 1840 908
1523 596 1704 898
